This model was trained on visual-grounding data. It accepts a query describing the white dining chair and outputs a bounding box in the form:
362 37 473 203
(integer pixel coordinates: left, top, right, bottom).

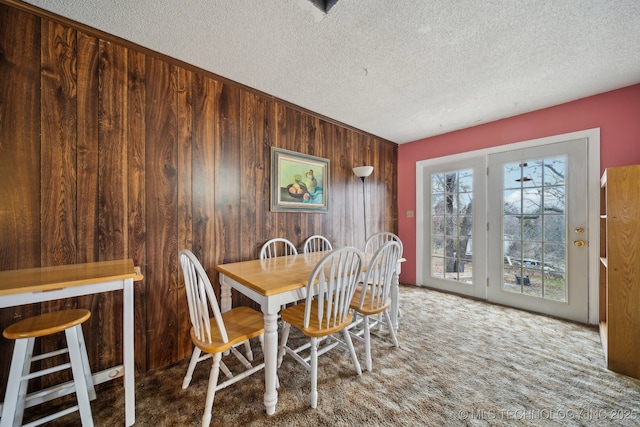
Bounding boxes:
363 231 403 319
364 231 403 256
179 249 265 426
302 235 333 253
277 247 364 408
348 240 401 371
259 238 298 259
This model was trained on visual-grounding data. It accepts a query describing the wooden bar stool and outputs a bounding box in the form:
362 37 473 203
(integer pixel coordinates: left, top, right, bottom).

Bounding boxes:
1 309 95 427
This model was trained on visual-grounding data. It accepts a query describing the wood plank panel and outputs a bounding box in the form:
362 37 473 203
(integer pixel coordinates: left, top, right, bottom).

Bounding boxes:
214 80 241 273
176 68 193 361
145 57 179 369
95 39 128 371
0 4 41 268
74 30 103 374
191 74 216 277
40 20 77 268
257 98 277 256
0 2 42 394
127 49 148 371
318 119 335 243
240 91 258 259
76 31 100 263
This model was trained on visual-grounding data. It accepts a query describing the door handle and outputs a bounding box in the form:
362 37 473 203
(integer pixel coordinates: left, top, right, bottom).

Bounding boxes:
574 240 586 248
574 227 585 234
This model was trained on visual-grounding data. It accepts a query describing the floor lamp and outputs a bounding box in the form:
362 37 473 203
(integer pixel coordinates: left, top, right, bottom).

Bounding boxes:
352 166 374 245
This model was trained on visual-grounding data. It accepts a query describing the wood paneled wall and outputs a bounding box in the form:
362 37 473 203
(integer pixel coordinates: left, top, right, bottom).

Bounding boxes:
0 2 397 392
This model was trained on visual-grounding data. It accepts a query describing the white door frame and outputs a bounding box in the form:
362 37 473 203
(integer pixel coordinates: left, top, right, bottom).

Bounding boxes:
415 128 601 324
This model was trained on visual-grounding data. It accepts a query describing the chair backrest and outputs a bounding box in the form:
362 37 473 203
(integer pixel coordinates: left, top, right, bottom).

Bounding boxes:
303 247 364 329
259 238 298 259
179 249 228 344
364 231 403 257
355 241 401 311
302 235 333 253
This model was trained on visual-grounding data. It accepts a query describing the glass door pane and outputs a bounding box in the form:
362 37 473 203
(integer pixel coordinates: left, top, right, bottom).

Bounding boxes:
502 157 567 301
430 169 474 285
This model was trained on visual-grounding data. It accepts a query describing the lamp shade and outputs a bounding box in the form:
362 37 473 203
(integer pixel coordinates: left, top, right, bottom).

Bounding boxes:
352 166 374 178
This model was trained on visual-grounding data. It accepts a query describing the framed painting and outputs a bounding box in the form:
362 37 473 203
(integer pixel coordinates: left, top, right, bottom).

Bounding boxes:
270 147 329 213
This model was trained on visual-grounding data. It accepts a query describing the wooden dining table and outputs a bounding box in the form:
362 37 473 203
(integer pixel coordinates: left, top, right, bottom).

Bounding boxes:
215 250 404 415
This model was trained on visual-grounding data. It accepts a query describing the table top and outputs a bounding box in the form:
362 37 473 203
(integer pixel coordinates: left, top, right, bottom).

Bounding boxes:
216 251 406 297
0 259 143 297
216 251 328 297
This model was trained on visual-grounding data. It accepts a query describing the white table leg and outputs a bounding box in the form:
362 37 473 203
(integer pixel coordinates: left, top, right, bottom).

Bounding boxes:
262 310 279 415
123 278 135 427
390 263 401 332
220 281 232 313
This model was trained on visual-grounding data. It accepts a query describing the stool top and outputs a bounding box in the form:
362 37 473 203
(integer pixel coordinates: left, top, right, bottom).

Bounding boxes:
3 309 91 340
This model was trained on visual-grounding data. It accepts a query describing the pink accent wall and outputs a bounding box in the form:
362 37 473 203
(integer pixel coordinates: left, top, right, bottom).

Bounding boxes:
398 83 640 285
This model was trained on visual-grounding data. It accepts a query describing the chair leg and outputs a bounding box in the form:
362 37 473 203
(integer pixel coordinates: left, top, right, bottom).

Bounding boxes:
243 339 254 362
66 325 94 426
277 323 291 368
384 311 399 347
363 314 372 372
202 353 222 427
310 337 318 409
342 328 362 376
0 338 32 427
183 347 202 389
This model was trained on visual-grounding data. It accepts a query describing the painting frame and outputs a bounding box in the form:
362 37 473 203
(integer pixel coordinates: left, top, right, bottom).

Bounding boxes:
270 147 329 213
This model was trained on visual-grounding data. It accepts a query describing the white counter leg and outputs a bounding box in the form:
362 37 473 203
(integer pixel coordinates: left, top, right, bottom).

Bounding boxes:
124 278 135 426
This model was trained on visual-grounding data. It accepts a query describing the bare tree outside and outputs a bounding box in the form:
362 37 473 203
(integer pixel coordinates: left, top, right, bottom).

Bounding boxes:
431 169 473 284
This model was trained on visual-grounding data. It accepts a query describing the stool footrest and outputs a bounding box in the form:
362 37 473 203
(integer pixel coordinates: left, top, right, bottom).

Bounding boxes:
25 380 80 405
24 362 71 380
22 404 79 427
30 347 69 363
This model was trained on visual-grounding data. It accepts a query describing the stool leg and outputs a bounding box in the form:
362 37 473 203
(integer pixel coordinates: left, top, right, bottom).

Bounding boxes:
76 324 96 400
66 325 94 427
0 337 33 427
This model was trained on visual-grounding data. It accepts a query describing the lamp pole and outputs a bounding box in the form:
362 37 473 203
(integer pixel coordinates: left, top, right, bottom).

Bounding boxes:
352 166 374 247
360 176 367 242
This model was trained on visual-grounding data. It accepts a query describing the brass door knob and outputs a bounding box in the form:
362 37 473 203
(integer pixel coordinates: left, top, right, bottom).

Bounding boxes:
574 227 585 234
574 240 586 248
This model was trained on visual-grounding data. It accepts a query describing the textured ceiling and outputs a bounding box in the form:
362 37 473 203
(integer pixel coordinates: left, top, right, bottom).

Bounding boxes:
22 0 640 144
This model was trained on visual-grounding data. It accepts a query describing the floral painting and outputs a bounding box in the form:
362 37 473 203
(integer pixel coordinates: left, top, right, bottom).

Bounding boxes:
270 147 329 213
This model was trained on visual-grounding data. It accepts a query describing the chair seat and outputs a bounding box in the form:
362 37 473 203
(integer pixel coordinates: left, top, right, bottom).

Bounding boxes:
3 309 91 339
191 306 264 354
281 302 353 338
350 287 391 316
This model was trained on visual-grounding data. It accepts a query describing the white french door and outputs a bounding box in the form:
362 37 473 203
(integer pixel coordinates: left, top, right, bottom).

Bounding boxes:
416 130 599 323
420 157 487 298
487 138 589 322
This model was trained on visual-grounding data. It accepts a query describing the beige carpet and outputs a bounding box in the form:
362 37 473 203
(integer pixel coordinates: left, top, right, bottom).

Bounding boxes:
25 285 640 426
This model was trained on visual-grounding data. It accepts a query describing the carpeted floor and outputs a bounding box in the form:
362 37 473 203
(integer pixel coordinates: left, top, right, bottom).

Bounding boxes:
25 285 640 426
